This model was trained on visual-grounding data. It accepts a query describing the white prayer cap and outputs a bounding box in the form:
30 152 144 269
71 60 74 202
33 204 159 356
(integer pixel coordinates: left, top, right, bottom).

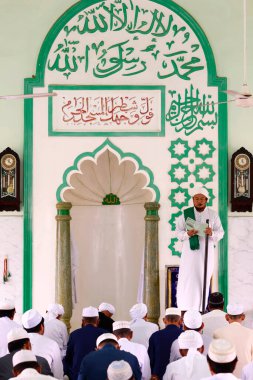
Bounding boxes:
107 360 133 380
129 303 147 320
184 310 202 329
227 303 244 315
178 330 203 349
12 349 37 367
7 327 29 343
191 186 209 198
22 309 43 329
98 302 115 315
47 303 64 316
165 307 181 317
0 299 15 310
208 339 237 363
82 306 99 317
96 333 118 347
113 321 131 331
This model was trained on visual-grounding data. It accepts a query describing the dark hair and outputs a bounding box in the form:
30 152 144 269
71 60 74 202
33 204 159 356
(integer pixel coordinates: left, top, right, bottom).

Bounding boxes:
184 325 202 332
165 315 181 323
98 339 118 348
82 316 98 325
113 328 131 338
0 309 15 319
8 338 29 353
14 361 39 373
208 292 224 309
25 317 44 333
207 355 238 374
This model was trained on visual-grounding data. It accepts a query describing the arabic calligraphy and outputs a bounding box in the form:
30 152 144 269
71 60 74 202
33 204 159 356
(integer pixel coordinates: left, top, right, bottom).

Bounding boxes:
51 88 163 132
166 85 218 135
47 0 204 80
102 193 120 205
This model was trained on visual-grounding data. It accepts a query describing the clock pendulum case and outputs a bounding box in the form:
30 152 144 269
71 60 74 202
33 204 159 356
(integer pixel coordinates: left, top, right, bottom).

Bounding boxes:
0 147 20 211
231 147 253 212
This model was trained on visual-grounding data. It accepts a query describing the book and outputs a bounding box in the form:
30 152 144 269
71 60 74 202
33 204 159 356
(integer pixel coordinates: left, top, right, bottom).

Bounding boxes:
186 217 208 237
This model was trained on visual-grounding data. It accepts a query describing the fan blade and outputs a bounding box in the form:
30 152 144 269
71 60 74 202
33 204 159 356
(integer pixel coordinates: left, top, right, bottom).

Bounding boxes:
223 90 249 98
0 92 57 100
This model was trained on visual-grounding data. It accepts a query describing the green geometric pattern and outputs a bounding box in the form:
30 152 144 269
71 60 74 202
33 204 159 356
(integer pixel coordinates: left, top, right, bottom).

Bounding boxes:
193 163 215 185
168 163 191 185
192 138 216 160
168 187 191 210
168 138 190 159
168 138 217 257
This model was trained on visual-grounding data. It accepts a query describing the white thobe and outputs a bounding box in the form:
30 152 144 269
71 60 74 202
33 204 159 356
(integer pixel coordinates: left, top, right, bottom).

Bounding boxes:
28 333 63 379
9 368 57 380
202 309 228 340
164 350 210 380
170 332 211 362
44 318 68 358
130 318 159 349
118 337 151 380
201 374 240 380
0 317 19 357
176 207 224 311
242 361 253 380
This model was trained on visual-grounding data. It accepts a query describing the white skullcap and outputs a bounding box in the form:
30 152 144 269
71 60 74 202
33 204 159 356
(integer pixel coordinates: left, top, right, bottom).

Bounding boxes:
96 333 118 347
82 306 99 317
227 303 244 316
184 310 202 329
191 186 209 198
107 360 133 380
98 303 115 315
129 303 147 320
47 303 64 316
0 299 15 310
12 349 37 367
113 321 131 331
165 307 181 317
22 309 43 329
7 328 29 343
208 339 237 363
178 330 203 349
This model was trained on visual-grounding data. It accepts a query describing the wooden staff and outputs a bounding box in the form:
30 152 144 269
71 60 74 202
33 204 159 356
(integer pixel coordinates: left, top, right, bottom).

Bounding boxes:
202 219 209 314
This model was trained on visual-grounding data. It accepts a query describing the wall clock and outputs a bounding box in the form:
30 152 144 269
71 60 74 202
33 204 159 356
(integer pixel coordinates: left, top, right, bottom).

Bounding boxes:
231 147 253 212
0 147 20 211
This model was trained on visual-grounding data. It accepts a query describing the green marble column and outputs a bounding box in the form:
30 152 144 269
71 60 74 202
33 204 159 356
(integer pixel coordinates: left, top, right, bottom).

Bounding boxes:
144 202 160 324
55 202 72 331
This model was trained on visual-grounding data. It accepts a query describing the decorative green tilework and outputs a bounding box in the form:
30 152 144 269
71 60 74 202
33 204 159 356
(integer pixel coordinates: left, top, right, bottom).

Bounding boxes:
168 138 190 159
169 211 182 231
193 138 216 160
168 188 190 210
193 163 215 185
168 238 182 258
168 163 191 185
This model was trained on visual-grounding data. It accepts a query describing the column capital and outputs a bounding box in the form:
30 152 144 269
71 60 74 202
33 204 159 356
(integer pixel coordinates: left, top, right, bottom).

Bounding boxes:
56 202 72 221
144 202 160 221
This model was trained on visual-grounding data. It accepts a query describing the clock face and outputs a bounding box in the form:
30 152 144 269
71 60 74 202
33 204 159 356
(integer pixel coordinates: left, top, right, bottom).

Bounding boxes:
1 154 16 170
235 153 250 170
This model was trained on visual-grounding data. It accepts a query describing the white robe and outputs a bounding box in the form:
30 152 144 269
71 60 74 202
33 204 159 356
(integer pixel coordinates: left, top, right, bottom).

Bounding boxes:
176 207 224 311
0 317 20 357
201 374 240 380
163 350 210 380
44 317 69 359
130 318 159 349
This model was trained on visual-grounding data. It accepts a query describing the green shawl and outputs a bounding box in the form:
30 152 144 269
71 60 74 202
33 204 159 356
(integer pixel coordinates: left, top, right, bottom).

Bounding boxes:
184 207 200 250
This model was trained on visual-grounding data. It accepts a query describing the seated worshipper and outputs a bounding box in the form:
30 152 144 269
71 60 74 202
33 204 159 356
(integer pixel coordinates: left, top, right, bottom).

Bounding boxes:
0 327 52 380
163 330 210 380
22 309 63 379
98 303 115 332
64 306 106 380
148 307 182 380
107 360 135 380
129 303 159 349
113 320 151 380
213 303 253 378
201 339 239 380
77 333 141 380
0 299 19 358
202 292 228 341
44 303 68 359
170 309 211 363
9 349 57 380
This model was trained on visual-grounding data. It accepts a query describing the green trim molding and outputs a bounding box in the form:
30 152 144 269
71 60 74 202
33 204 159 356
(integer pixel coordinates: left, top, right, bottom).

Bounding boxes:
23 0 228 310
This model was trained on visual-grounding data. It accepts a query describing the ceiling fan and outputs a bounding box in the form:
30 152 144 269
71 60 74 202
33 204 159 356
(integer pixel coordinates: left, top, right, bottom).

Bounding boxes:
0 92 57 100
224 0 253 107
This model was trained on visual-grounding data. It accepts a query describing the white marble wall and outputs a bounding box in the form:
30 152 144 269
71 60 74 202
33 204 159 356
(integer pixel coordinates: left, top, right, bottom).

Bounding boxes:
228 216 253 312
0 214 23 320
